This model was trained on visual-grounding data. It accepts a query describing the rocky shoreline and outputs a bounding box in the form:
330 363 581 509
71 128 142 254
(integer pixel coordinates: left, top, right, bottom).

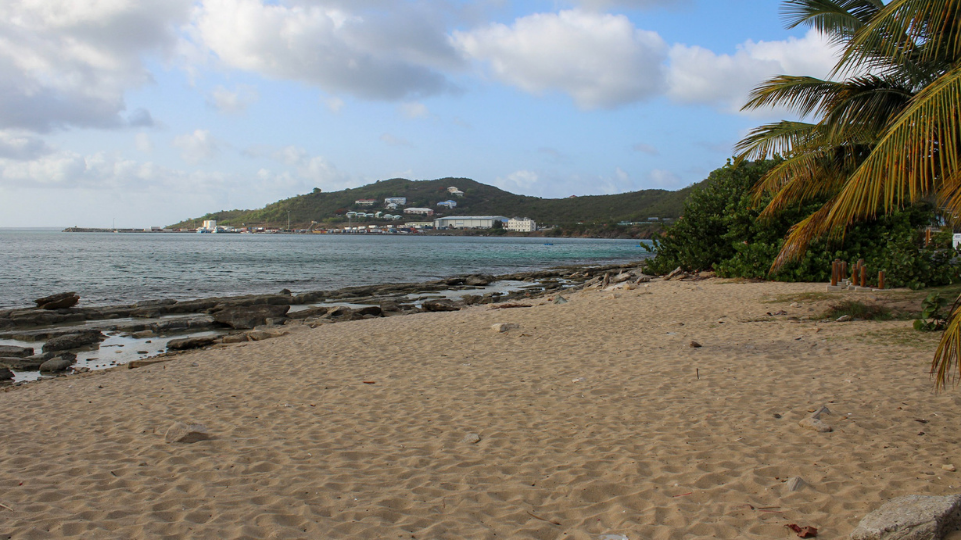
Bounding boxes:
0 261 652 382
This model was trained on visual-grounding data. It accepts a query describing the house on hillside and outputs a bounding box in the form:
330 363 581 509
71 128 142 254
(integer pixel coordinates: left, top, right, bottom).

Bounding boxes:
447 187 465 197
437 200 457 209
355 199 377 207
385 197 407 205
404 207 434 217
507 217 536 232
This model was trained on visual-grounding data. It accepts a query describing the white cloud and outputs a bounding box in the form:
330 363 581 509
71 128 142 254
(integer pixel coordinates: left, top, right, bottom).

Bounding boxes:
173 129 220 164
571 0 693 9
453 10 667 109
0 131 52 160
0 0 191 132
324 96 345 113
243 144 355 192
667 29 839 114
207 85 259 113
647 168 683 188
401 102 429 119
135 133 153 153
194 0 460 101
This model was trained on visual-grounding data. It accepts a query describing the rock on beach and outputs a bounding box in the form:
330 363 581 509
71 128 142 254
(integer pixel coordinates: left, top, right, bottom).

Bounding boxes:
851 494 961 540
34 292 80 310
211 304 290 329
41 331 104 353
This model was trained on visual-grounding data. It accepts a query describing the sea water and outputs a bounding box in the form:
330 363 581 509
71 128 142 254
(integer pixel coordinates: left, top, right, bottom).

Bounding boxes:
0 230 651 309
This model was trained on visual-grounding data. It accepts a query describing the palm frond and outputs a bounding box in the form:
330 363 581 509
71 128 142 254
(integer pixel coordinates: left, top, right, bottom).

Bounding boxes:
933 293 961 391
734 121 820 161
757 157 848 217
839 0 961 74
770 201 838 270
742 76 844 117
782 0 883 39
819 65 961 229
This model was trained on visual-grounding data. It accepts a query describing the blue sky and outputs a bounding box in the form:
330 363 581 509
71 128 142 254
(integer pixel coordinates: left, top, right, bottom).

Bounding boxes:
0 0 840 228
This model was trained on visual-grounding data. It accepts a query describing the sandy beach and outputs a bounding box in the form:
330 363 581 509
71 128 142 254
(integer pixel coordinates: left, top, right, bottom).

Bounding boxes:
1 278 958 539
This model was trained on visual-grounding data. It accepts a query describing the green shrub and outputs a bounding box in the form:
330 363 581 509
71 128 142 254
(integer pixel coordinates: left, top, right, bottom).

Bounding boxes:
647 160 960 288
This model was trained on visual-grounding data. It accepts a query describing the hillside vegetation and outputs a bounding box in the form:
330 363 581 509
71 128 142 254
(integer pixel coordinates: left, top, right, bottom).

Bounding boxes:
167 177 693 230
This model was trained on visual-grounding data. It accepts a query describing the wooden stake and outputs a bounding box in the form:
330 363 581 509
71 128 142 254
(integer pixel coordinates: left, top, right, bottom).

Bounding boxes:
860 265 867 288
878 271 885 290
831 260 838 286
926 228 932 246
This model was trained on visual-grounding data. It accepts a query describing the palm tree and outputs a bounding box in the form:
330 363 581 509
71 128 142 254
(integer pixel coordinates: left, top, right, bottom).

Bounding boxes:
736 0 961 390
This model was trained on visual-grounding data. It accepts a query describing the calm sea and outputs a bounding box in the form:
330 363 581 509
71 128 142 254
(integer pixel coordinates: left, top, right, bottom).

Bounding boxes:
0 230 651 309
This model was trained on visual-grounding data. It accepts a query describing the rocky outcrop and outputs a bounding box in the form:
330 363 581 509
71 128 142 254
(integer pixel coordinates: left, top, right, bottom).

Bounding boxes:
851 494 961 540
210 304 289 329
42 331 104 353
0 356 47 370
166 336 218 351
0 367 13 381
39 356 76 373
422 300 460 312
287 306 330 320
0 345 33 357
35 292 80 310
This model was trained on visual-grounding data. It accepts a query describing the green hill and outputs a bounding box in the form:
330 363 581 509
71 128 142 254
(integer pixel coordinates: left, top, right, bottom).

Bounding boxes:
167 177 694 230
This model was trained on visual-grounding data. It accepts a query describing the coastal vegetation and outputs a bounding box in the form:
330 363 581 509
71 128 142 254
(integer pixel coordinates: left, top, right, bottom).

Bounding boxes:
655 0 961 389
167 177 692 231
646 159 959 288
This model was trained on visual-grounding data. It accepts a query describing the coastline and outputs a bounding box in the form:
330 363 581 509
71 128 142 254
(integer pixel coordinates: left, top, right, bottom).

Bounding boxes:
0 261 646 382
0 277 950 539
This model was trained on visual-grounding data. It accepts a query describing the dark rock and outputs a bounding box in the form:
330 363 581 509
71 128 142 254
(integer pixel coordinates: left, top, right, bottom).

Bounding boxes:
422 299 460 312
326 306 353 319
465 274 494 286
42 331 104 353
288 306 330 320
279 288 292 295
0 345 33 357
39 356 75 373
135 299 177 308
0 367 13 381
166 336 218 351
211 304 290 329
35 292 80 310
379 300 401 312
0 357 46 370
354 305 383 317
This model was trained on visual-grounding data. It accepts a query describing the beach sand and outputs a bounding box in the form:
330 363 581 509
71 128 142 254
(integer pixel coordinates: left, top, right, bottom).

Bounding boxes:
1 278 959 539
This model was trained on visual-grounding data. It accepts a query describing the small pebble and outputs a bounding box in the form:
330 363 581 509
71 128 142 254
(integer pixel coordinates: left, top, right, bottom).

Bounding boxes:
944 464 957 472
690 341 702 348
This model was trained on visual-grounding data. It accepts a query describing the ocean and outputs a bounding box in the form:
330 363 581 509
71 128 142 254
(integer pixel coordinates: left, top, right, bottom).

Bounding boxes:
0 230 651 309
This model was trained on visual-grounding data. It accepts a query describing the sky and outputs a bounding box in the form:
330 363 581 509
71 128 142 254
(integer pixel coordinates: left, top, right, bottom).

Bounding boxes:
0 0 841 228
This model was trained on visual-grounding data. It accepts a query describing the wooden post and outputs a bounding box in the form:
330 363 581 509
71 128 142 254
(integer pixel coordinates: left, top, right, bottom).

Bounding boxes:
831 260 839 286
878 270 885 290
926 228 932 246
841 261 848 281
860 265 867 288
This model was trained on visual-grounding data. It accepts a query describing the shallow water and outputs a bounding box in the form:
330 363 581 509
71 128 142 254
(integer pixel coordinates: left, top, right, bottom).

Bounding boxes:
0 230 649 309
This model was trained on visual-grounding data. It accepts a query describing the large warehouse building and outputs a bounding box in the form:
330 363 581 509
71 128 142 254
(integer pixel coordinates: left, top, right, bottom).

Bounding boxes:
434 216 508 229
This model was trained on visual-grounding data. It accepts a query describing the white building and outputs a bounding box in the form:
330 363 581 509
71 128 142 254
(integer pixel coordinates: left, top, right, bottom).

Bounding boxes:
404 207 435 216
437 200 457 209
447 187 464 197
434 216 508 229
355 199 377 206
385 197 407 205
507 217 537 232
201 220 217 231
